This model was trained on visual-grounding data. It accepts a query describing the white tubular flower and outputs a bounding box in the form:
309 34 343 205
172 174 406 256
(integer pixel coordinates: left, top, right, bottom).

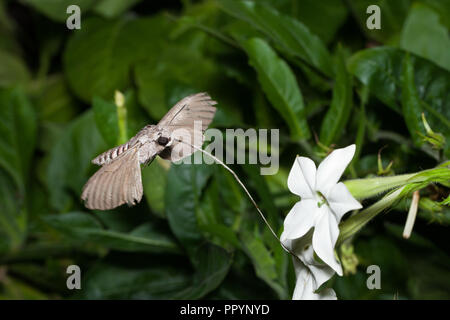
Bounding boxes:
285 236 337 300
281 145 362 276
292 258 336 300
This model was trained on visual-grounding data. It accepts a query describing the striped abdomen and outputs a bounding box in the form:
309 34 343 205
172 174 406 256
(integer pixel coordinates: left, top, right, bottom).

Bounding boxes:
92 125 157 166
92 139 136 166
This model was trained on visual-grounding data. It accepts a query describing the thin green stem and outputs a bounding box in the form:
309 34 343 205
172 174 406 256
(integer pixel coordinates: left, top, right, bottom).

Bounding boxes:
115 91 128 144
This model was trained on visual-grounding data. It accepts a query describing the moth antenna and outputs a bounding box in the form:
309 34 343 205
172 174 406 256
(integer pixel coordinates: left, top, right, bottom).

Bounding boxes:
175 139 297 258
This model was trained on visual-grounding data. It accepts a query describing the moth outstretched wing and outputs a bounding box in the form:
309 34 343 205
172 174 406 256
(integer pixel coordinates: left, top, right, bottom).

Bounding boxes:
81 147 143 210
157 92 217 162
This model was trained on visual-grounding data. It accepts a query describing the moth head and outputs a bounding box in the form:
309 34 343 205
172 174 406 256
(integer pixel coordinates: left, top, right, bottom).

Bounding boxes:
156 126 173 147
157 136 170 146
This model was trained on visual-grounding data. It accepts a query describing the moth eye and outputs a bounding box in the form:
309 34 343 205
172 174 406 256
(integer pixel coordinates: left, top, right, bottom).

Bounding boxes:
157 136 169 146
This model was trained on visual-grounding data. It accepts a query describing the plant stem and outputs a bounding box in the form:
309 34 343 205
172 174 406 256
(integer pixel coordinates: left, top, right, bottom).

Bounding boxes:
338 186 405 245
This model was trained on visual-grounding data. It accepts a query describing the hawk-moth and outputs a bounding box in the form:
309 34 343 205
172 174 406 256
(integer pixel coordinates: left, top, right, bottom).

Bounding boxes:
81 92 217 210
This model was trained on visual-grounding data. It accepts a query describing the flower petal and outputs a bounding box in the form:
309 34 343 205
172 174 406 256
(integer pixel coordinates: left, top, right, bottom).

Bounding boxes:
286 234 313 262
291 239 336 288
316 144 356 196
312 207 343 275
280 199 316 241
292 258 337 300
287 156 316 199
292 259 314 299
328 182 363 222
302 245 336 288
292 262 316 300
309 264 336 291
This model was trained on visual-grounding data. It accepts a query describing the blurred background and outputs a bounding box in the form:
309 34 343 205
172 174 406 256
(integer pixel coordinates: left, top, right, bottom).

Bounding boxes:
0 0 449 299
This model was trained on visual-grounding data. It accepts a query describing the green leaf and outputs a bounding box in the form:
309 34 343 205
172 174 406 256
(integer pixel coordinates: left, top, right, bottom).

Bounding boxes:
256 0 349 45
23 0 95 22
213 166 246 229
0 169 27 253
348 47 402 111
43 211 180 253
165 162 213 254
198 221 241 249
400 3 450 71
220 0 332 76
378 224 450 299
173 243 232 299
240 229 287 299
79 260 191 299
242 164 279 228
401 53 424 146
417 198 450 225
349 87 368 173
93 208 150 233
0 50 30 88
92 96 119 147
0 275 48 299
64 16 169 102
93 89 148 145
223 19 261 45
196 176 239 249
290 0 348 44
122 90 149 137
242 38 310 140
78 243 230 299
420 0 450 30
440 195 450 206
135 45 217 120
348 47 450 156
34 74 78 124
47 110 107 211
0 0 17 52
93 0 141 18
0 88 37 192
319 47 353 146
142 159 169 218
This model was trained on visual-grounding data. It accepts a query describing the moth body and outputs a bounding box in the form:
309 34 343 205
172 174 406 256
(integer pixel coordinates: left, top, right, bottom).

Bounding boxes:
81 92 217 210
